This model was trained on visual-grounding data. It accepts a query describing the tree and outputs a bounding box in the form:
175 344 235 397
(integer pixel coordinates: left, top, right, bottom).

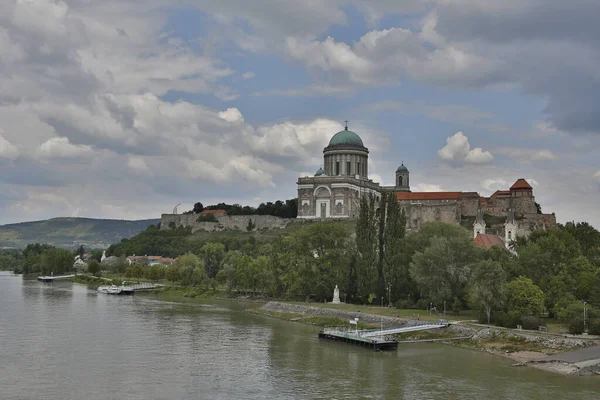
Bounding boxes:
355 192 406 302
193 202 204 214
410 235 478 307
87 260 100 276
177 253 206 286
200 242 226 278
77 245 85 259
506 276 545 316
468 260 508 324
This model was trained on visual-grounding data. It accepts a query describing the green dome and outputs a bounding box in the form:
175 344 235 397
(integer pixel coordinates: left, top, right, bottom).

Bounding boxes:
328 129 364 147
396 163 409 173
314 167 324 176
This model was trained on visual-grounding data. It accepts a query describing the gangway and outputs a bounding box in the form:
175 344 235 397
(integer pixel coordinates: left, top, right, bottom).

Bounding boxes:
358 321 449 338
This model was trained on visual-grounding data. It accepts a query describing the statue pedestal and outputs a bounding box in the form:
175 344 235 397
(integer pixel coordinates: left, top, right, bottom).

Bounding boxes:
331 285 341 304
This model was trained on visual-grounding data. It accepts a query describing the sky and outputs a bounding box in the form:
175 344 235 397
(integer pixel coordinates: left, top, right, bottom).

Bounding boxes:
1 0 599 228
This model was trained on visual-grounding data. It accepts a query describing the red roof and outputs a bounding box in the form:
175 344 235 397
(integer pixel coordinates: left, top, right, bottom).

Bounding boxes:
510 178 533 190
490 190 511 198
474 234 506 249
201 209 227 215
396 192 462 201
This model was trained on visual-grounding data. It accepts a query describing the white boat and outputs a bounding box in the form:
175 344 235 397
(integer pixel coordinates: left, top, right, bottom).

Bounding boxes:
97 285 124 295
107 286 122 295
97 285 111 294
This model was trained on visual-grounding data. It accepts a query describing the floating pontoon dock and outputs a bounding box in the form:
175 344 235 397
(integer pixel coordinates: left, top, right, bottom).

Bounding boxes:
319 329 399 351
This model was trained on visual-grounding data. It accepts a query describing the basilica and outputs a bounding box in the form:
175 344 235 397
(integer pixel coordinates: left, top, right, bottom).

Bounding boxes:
296 124 556 245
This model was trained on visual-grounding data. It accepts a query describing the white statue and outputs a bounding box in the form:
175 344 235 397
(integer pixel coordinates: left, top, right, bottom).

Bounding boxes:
332 285 341 304
101 251 106 262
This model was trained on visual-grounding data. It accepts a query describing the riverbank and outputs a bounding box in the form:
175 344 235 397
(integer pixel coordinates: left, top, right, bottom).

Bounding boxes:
258 301 600 376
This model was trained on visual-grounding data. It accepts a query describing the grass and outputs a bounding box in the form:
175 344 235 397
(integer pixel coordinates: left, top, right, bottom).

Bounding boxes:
284 301 478 322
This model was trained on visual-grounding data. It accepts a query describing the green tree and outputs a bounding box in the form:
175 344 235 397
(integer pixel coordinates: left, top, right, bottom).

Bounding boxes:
200 242 226 278
177 253 206 286
193 202 204 214
87 260 100 276
355 192 406 302
506 276 545 316
468 260 507 324
410 235 478 307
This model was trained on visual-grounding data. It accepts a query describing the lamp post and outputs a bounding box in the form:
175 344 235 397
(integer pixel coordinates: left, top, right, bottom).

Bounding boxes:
584 301 588 333
444 301 446 318
387 283 391 308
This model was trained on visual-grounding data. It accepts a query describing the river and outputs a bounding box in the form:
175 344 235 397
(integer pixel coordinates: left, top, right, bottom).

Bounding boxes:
1 271 599 399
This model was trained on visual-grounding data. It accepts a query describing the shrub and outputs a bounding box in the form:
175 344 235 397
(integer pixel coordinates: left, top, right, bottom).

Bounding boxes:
415 298 429 310
492 311 507 327
394 300 410 310
588 319 600 335
197 214 217 222
568 318 585 335
502 311 522 329
521 315 542 330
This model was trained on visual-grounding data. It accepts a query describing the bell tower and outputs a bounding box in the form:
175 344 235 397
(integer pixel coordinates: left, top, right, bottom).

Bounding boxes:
395 162 410 192
473 199 486 238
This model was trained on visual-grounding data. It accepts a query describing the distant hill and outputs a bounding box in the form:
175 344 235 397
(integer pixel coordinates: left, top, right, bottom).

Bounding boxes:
0 217 160 250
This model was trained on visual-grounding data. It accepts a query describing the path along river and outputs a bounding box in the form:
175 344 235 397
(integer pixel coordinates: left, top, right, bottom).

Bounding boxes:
1 271 600 399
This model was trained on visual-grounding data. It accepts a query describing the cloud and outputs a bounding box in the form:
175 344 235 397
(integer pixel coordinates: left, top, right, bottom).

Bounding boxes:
413 183 444 192
594 171 600 181
242 71 255 79
0 132 19 160
480 178 508 192
498 147 557 162
127 157 150 174
37 137 93 159
218 108 244 123
438 131 493 164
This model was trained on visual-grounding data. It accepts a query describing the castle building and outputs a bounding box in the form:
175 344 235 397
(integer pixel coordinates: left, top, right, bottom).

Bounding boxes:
296 124 556 242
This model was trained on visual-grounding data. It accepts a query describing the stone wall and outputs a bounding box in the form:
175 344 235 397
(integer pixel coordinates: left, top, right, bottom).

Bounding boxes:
402 203 462 230
160 214 292 233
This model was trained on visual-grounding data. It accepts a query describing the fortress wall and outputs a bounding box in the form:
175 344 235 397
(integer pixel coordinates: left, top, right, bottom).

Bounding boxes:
460 198 479 217
160 214 292 233
401 203 461 230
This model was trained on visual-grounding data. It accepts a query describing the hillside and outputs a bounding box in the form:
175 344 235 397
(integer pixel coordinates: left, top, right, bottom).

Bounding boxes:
0 217 160 250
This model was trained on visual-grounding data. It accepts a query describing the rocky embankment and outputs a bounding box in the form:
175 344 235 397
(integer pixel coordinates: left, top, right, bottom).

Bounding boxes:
259 301 600 375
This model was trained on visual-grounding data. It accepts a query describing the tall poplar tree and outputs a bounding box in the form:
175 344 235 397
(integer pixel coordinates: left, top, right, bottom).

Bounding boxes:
355 192 406 302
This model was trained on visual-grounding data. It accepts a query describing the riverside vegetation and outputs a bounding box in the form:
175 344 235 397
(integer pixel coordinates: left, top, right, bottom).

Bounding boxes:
5 194 600 336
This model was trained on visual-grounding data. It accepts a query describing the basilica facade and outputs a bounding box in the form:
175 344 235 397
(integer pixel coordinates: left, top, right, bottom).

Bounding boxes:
296 125 556 242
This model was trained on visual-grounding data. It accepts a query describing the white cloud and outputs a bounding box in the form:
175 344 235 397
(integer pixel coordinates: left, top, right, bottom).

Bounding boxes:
0 132 19 160
594 171 600 181
413 183 444 192
480 178 508 192
37 137 93 159
218 108 244 123
242 71 255 79
438 131 493 164
498 147 557 161
127 157 150 174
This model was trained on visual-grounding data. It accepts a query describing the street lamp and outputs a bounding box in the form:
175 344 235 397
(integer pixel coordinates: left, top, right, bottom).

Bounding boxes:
584 301 588 333
387 283 392 308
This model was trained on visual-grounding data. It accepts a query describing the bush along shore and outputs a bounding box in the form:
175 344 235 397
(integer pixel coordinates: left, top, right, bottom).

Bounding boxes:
258 301 600 376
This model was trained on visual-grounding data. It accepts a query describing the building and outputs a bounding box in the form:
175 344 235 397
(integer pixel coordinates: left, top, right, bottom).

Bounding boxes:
296 123 556 241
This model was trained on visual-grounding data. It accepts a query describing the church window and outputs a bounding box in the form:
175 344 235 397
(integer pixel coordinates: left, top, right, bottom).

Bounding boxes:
508 231 512 240
335 162 340 175
398 176 403 186
347 161 351 175
356 162 360 176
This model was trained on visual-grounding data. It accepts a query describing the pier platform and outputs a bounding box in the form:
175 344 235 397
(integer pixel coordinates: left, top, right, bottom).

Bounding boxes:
318 330 398 351
37 274 76 282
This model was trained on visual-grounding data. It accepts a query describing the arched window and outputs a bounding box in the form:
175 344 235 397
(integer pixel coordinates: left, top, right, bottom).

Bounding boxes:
398 176 403 186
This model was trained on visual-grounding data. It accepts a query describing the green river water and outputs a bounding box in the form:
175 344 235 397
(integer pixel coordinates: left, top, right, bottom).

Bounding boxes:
1 271 599 399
